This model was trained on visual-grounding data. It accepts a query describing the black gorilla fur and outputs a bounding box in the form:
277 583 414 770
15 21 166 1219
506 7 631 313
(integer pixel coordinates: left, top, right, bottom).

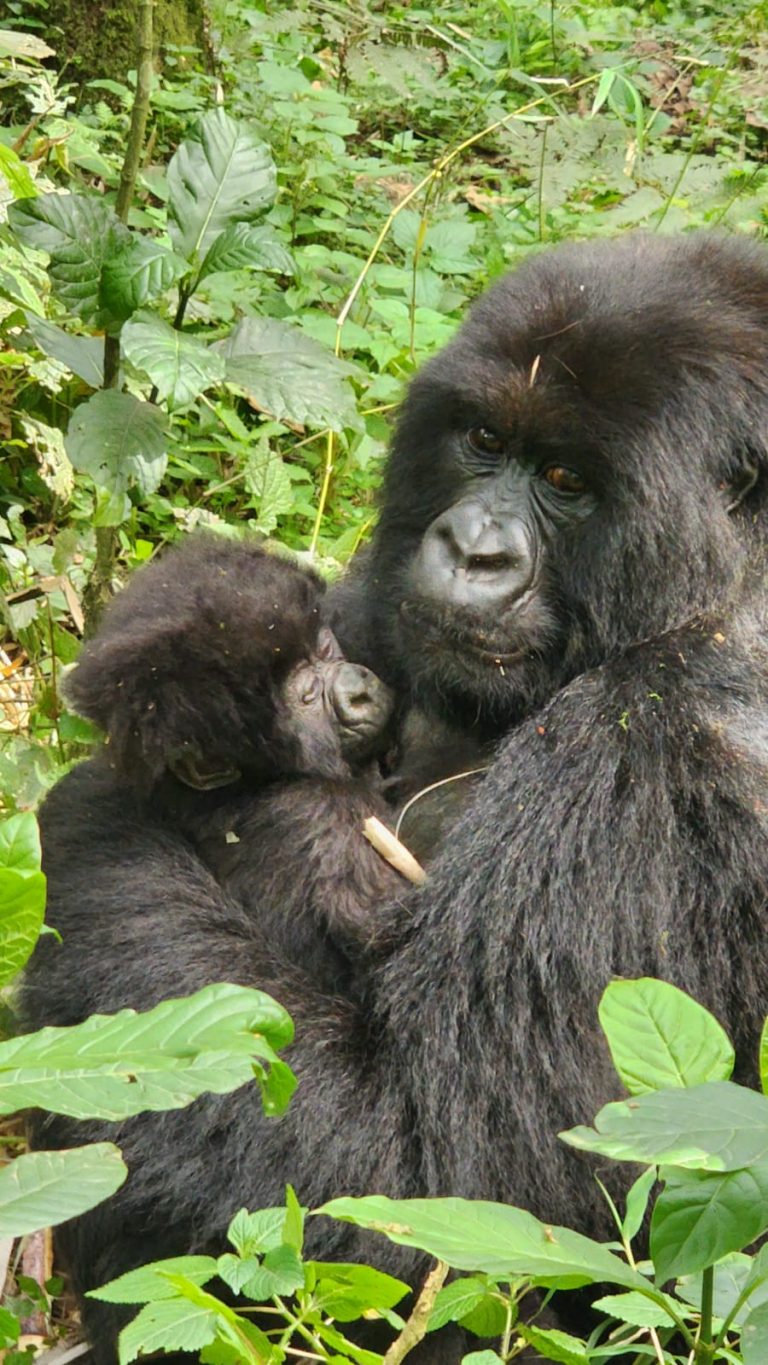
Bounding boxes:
20 232 768 1365
63 536 403 991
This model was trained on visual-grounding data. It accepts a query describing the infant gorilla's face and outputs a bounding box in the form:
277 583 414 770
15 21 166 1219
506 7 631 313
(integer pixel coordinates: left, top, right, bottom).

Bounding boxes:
279 628 394 777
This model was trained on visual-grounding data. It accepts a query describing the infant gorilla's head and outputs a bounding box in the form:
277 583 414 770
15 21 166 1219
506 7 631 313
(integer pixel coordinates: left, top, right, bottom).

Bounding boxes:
67 536 393 793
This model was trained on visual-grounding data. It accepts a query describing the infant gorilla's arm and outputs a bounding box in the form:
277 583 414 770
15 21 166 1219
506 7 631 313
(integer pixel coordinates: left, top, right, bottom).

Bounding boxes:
66 535 406 988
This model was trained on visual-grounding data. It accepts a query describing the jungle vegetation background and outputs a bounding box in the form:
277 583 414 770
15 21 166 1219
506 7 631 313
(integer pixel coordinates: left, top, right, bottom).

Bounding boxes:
0 0 766 810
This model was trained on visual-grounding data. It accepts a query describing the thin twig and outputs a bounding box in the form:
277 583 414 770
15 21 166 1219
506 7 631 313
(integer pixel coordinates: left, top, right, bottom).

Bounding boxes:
381 1261 449 1364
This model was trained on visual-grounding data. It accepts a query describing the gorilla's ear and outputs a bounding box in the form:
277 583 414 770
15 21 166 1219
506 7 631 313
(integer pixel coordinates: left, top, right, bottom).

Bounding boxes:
724 462 759 513
64 621 233 789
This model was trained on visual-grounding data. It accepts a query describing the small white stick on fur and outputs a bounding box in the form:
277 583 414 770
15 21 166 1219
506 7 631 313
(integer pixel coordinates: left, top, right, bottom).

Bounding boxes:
363 816 427 885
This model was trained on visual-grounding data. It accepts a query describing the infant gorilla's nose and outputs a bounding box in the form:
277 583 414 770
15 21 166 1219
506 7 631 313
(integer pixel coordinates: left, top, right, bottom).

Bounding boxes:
331 663 394 757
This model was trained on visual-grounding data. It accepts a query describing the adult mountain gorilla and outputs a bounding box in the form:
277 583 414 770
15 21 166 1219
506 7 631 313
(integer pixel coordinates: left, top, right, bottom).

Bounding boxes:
21 232 768 1364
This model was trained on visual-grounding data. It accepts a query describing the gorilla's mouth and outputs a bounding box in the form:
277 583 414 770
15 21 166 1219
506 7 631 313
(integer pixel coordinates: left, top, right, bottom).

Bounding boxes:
399 598 532 668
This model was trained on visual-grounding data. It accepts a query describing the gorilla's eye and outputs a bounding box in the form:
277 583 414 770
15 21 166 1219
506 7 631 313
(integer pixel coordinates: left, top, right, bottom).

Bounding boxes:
467 427 505 458
543 465 587 494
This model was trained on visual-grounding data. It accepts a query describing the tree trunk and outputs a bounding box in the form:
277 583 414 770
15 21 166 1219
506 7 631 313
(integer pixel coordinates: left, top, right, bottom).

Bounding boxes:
43 0 209 87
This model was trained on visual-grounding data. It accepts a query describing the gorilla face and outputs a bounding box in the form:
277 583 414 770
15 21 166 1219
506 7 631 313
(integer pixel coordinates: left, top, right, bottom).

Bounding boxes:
366 233 768 732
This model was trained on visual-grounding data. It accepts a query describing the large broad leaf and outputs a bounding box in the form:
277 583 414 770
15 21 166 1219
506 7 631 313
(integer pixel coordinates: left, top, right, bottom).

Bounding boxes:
100 237 189 322
561 1081 768 1171
122 315 225 410
66 390 169 499
318 1196 647 1291
0 812 46 986
599 978 734 1095
197 223 294 282
219 317 359 432
650 1160 768 1281
0 982 294 1120
167 108 277 262
8 192 129 323
26 314 104 387
0 1144 126 1236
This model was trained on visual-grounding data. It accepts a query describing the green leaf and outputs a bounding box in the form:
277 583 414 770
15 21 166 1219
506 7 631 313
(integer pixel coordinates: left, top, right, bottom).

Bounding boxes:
0 868 46 987
743 1301 768 1365
428 1278 493 1332
25 315 104 387
227 1206 286 1258
66 390 169 499
516 1324 589 1364
599 978 734 1094
592 1290 680 1328
306 1262 409 1322
167 108 277 262
0 982 294 1119
100 237 189 322
121 316 225 410
239 1245 304 1300
117 1298 219 1365
8 192 129 322
650 1161 768 1280
283 1184 304 1253
219 317 359 433
0 1144 126 1236
244 440 294 535
0 145 36 199
0 1304 20 1348
318 1196 647 1290
622 1166 657 1244
20 417 75 501
254 1054 296 1117
460 1353 503 1365
561 1082 768 1170
89 1257 218 1304
0 811 41 875
758 1015 768 1095
197 223 293 282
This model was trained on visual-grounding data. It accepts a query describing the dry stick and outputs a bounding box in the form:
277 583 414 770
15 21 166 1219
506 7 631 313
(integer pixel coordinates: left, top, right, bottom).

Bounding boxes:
363 816 426 886
307 72 599 555
381 1261 449 1365
84 0 155 635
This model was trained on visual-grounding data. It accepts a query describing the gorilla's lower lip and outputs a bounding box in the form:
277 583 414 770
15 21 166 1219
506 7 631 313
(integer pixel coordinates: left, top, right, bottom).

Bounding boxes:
399 600 526 666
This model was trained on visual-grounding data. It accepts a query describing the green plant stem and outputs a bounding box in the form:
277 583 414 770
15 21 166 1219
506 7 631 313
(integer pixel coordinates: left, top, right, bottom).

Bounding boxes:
381 1261 449 1364
697 1265 714 1361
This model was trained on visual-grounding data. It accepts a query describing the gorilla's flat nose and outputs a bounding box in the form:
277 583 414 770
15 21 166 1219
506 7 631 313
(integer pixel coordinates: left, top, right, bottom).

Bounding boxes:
412 502 534 608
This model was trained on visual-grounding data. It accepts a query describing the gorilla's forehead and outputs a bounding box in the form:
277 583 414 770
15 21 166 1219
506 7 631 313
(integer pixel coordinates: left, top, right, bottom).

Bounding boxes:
428 232 768 427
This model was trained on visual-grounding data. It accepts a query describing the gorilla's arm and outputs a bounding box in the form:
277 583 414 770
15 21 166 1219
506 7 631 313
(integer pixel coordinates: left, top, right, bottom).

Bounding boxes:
384 615 768 1234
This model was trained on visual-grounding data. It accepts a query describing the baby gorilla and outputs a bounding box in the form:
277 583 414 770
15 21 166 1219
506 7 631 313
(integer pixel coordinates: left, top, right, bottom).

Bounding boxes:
66 535 404 991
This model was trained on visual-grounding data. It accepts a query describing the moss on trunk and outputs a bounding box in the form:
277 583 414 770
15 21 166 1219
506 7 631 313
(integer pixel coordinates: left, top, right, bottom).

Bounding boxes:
44 0 207 85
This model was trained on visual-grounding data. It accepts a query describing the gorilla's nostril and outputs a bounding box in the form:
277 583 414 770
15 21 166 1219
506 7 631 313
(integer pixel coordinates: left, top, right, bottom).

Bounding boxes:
346 690 372 710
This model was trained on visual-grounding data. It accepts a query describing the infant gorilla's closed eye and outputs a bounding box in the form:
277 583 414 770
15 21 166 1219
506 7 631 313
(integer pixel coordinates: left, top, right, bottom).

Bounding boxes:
64 536 403 991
